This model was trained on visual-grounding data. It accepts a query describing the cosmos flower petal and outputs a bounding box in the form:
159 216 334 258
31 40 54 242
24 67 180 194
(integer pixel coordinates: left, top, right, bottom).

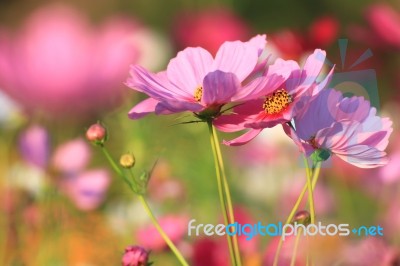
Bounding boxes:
128 98 159 119
233 60 292 101
213 114 248 132
155 100 203 114
223 129 263 146
213 37 265 82
167 47 214 94
201 70 239 105
301 49 326 86
126 66 190 100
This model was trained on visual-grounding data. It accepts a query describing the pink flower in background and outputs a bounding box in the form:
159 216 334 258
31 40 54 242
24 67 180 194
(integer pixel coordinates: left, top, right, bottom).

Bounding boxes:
136 215 188 251
285 89 393 168
263 236 306 266
173 8 250 55
122 245 150 266
341 238 399 266
0 4 140 117
308 16 339 48
192 238 229 266
127 35 290 119
18 125 50 169
52 138 91 174
216 49 330 146
366 4 400 49
62 169 111 211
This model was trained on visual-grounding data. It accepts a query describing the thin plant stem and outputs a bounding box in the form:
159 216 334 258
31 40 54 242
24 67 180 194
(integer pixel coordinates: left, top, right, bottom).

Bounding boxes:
290 228 303 266
138 195 189 266
303 157 315 224
100 145 189 266
207 122 237 266
211 125 242 266
273 158 322 266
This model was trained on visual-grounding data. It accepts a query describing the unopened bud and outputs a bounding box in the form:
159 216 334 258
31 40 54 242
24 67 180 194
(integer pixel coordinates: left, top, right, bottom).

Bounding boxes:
86 123 107 145
122 245 149 266
293 210 311 225
120 153 135 169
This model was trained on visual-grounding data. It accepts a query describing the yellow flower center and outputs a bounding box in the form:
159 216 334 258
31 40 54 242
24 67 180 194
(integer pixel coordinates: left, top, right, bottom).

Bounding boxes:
263 89 292 114
194 86 203 102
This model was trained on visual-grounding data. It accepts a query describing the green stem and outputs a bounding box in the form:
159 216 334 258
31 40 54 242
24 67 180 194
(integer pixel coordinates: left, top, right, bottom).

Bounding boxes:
211 125 242 266
100 145 189 266
207 121 237 266
138 196 189 266
290 228 303 266
273 158 321 266
304 157 315 224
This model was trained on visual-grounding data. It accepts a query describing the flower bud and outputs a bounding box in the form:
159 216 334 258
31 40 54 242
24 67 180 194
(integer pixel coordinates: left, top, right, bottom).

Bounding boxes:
85 123 107 145
120 153 136 169
293 210 311 225
122 245 149 266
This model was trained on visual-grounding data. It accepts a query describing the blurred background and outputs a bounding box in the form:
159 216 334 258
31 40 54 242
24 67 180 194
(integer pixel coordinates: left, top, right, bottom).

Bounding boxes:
0 0 399 265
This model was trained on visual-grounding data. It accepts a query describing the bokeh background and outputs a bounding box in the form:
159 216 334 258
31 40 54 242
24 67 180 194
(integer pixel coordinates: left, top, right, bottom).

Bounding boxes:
0 0 399 265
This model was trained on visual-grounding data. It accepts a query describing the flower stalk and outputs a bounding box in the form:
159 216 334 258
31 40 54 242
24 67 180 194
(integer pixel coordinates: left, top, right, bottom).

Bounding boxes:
89 134 189 266
207 121 242 266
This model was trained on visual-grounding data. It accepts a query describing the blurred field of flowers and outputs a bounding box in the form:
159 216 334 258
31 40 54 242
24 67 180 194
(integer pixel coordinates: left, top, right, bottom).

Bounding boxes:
0 0 399 265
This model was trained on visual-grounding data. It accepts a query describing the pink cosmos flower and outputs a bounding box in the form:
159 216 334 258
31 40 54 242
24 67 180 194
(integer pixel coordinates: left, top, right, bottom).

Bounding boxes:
126 35 290 120
62 169 111 211
341 238 399 266
0 4 139 117
284 89 393 168
52 138 91 174
216 49 331 146
122 245 149 266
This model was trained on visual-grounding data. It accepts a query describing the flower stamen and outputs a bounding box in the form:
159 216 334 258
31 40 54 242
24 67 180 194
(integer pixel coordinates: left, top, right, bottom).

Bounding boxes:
194 86 203 102
263 89 292 114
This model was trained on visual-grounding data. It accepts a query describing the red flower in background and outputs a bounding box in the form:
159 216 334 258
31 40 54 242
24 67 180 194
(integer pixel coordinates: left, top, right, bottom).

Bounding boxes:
173 8 250 55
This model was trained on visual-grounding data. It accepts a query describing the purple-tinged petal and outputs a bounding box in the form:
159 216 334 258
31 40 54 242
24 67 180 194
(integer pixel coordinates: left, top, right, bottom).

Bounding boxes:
213 38 263 82
201 70 239 105
335 146 388 168
223 129 263 146
19 125 50 169
167 47 213 94
312 65 335 96
126 66 190 101
300 49 326 87
155 100 203 114
128 98 159 119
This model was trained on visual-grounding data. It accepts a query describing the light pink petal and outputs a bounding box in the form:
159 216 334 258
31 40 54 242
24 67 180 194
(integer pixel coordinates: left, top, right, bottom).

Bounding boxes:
126 66 190 101
283 124 314 155
223 129 263 146
233 59 292 101
128 98 159 119
335 146 388 168
201 70 239 105
155 100 203 114
246 34 267 55
300 49 326 86
166 47 213 94
213 38 263 82
312 65 335 96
